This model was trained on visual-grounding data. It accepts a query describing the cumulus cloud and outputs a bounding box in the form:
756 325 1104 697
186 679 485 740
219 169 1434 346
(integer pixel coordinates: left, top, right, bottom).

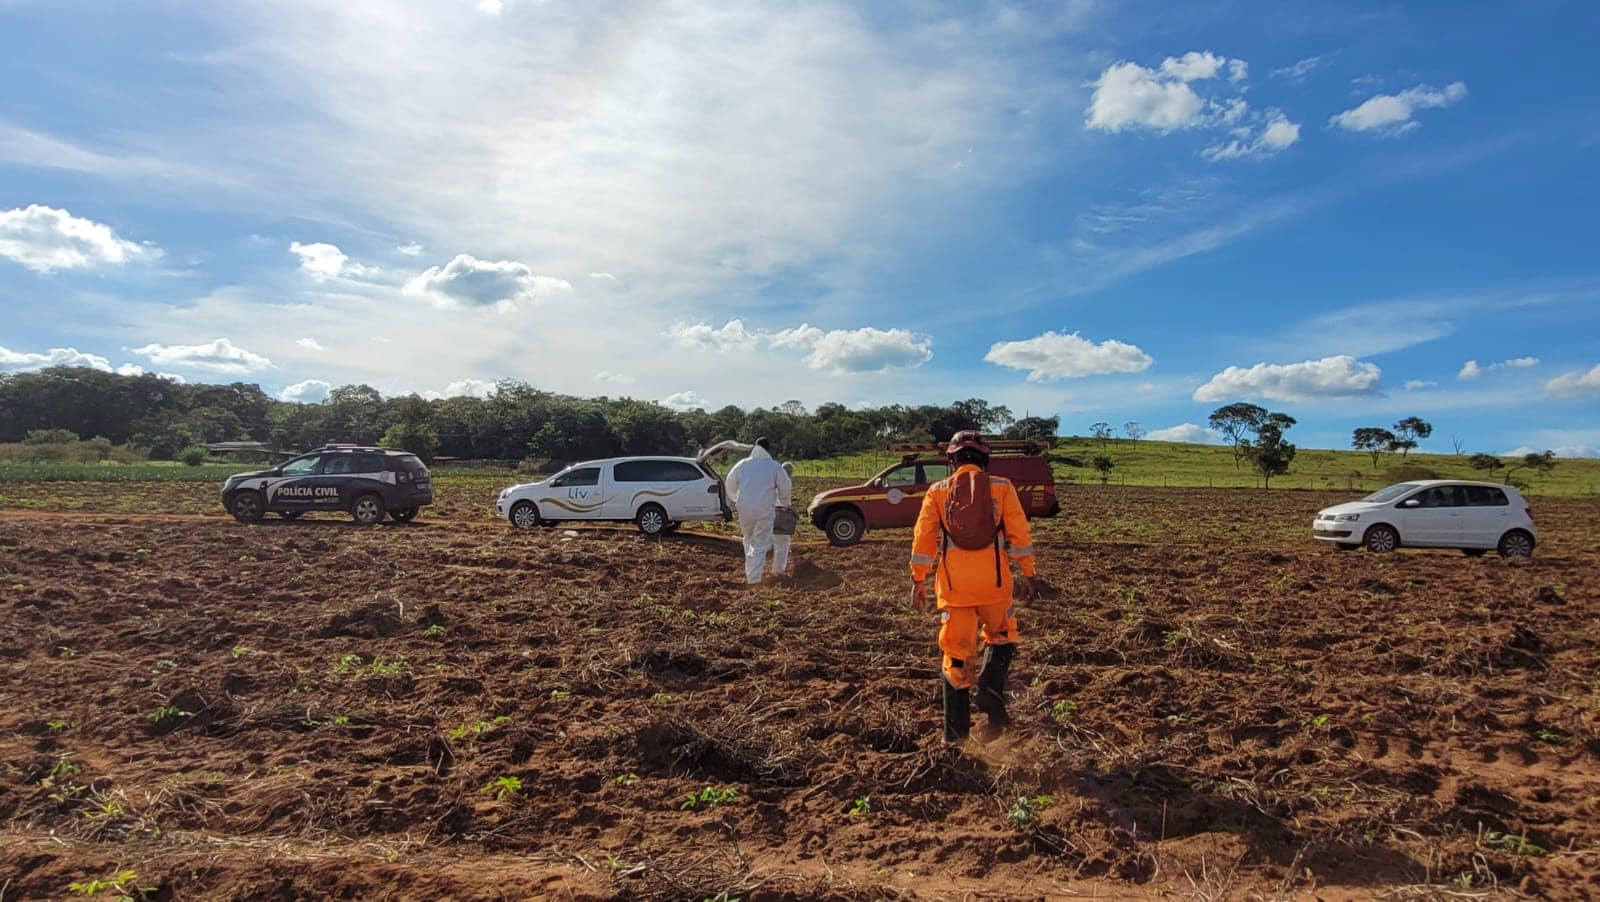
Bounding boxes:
1146 423 1220 444
595 371 635 385
0 345 115 373
1403 379 1437 391
423 378 497 400
1331 82 1467 134
1085 51 1248 134
984 331 1153 382
1193 355 1382 402
296 337 325 351
402 254 572 311
1502 445 1599 459
397 242 422 256
131 338 272 374
1546 363 1600 397
1201 110 1300 162
477 0 504 13
280 379 332 403
663 390 707 411
0 204 158 273
667 319 762 352
667 320 931 373
798 327 932 374
1459 356 1538 379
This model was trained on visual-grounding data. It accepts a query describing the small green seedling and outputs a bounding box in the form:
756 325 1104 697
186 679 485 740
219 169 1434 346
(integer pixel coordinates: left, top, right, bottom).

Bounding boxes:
1484 831 1546 856
58 646 78 659
615 772 640 786
679 785 739 810
849 795 871 816
148 704 191 723
46 719 72 732
229 645 250 659
1309 714 1330 729
448 715 510 741
67 869 152 898
422 624 446 639
1050 700 1078 723
1535 728 1568 745
482 775 523 801
1006 794 1056 828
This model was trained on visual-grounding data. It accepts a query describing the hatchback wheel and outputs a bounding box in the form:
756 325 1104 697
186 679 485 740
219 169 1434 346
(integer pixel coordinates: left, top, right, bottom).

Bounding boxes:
1497 530 1534 558
825 509 864 547
1363 524 1398 553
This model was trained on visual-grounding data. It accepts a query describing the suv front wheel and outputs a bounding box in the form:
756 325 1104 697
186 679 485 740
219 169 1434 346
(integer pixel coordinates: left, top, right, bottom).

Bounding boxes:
230 491 265 524
351 493 386 526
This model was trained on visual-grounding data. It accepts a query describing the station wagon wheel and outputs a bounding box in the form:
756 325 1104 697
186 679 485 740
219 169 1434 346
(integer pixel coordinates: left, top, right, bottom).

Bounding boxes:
1363 524 1398 554
1497 530 1534 558
230 490 265 524
509 501 540 529
389 507 418 523
824 509 864 547
351 493 386 526
636 503 668 537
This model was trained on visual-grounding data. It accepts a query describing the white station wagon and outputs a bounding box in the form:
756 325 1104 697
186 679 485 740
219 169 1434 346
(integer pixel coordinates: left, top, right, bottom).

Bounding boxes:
1313 479 1538 557
496 456 730 536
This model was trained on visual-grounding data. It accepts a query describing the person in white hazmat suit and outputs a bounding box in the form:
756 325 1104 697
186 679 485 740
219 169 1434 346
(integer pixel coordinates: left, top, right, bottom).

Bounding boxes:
723 438 792 584
771 461 796 576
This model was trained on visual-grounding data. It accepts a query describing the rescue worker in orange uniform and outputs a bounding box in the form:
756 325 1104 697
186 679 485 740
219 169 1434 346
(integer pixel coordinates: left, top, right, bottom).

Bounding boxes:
909 431 1040 742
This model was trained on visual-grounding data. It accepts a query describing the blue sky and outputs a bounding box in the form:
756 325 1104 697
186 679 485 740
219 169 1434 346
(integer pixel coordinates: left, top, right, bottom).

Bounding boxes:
2 0 1597 456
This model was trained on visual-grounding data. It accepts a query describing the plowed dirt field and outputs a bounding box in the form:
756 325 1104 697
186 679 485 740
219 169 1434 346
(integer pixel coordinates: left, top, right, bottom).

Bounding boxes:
2 478 1598 900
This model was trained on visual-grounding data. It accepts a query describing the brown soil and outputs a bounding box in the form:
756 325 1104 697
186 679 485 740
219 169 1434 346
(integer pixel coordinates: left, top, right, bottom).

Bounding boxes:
2 482 1598 900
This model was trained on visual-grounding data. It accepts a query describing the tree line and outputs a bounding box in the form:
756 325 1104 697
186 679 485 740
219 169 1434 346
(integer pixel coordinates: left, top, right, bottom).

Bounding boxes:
0 367 1058 463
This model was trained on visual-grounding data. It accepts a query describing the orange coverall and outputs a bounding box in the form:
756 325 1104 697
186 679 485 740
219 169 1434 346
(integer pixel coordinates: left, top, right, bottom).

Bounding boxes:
908 464 1037 689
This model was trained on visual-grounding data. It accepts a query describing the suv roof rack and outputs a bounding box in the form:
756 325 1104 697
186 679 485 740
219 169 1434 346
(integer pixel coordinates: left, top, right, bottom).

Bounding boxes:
888 437 1053 462
315 443 386 452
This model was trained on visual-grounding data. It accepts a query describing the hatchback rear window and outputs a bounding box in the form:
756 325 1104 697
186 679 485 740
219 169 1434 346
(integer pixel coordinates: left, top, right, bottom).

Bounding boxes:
1466 485 1509 506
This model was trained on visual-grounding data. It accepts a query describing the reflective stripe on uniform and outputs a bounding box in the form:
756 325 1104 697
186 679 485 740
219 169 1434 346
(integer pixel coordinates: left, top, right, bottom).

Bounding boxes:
1006 544 1034 558
910 553 935 566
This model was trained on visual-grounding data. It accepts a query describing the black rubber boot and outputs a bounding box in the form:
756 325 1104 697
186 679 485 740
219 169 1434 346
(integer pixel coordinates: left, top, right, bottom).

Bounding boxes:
975 643 1015 734
942 677 971 743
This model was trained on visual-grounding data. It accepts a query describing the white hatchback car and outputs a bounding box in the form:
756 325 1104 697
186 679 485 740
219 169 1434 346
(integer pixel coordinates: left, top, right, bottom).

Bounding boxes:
496 456 730 536
1313 480 1537 557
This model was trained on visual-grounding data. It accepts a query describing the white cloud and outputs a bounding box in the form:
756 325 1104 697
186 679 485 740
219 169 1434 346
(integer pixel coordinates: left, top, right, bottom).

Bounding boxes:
131 338 272 374
798 327 932 374
289 241 348 279
402 254 571 311
667 320 931 373
1146 423 1220 444
1193 355 1382 402
589 272 616 282
667 319 762 352
0 204 158 273
1459 356 1539 379
296 337 325 351
424 378 497 400
1331 81 1468 134
1270 56 1322 81
595 371 635 385
280 379 332 403
1086 51 1249 134
0 345 115 373
1546 363 1600 397
663 390 707 411
477 0 504 14
1201 110 1300 161
397 242 422 256
1402 379 1437 391
1502 445 1599 459
984 331 1153 382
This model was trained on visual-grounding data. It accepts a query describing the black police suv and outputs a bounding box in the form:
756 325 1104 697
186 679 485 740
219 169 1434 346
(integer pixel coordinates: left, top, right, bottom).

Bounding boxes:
220 444 433 524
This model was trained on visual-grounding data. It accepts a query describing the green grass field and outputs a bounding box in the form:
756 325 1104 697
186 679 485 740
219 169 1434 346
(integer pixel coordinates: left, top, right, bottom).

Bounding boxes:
791 438 1600 497
3 439 1595 496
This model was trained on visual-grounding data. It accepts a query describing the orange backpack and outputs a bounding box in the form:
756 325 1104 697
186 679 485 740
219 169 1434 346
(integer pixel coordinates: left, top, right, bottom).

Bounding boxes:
940 469 1006 587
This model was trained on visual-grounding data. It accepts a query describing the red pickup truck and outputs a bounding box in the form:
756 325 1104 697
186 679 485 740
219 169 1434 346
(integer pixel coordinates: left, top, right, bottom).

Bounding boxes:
806 440 1060 546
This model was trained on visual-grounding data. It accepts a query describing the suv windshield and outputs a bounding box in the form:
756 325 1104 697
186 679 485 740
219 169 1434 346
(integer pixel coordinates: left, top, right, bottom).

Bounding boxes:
280 454 321 476
1363 483 1419 503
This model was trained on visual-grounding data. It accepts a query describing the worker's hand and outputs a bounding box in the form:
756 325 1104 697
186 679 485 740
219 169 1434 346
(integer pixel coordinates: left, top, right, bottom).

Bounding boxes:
910 580 929 614
1015 575 1040 607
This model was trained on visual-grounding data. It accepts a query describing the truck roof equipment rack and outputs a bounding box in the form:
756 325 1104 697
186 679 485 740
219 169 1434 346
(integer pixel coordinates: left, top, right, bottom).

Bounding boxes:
887 437 1053 462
